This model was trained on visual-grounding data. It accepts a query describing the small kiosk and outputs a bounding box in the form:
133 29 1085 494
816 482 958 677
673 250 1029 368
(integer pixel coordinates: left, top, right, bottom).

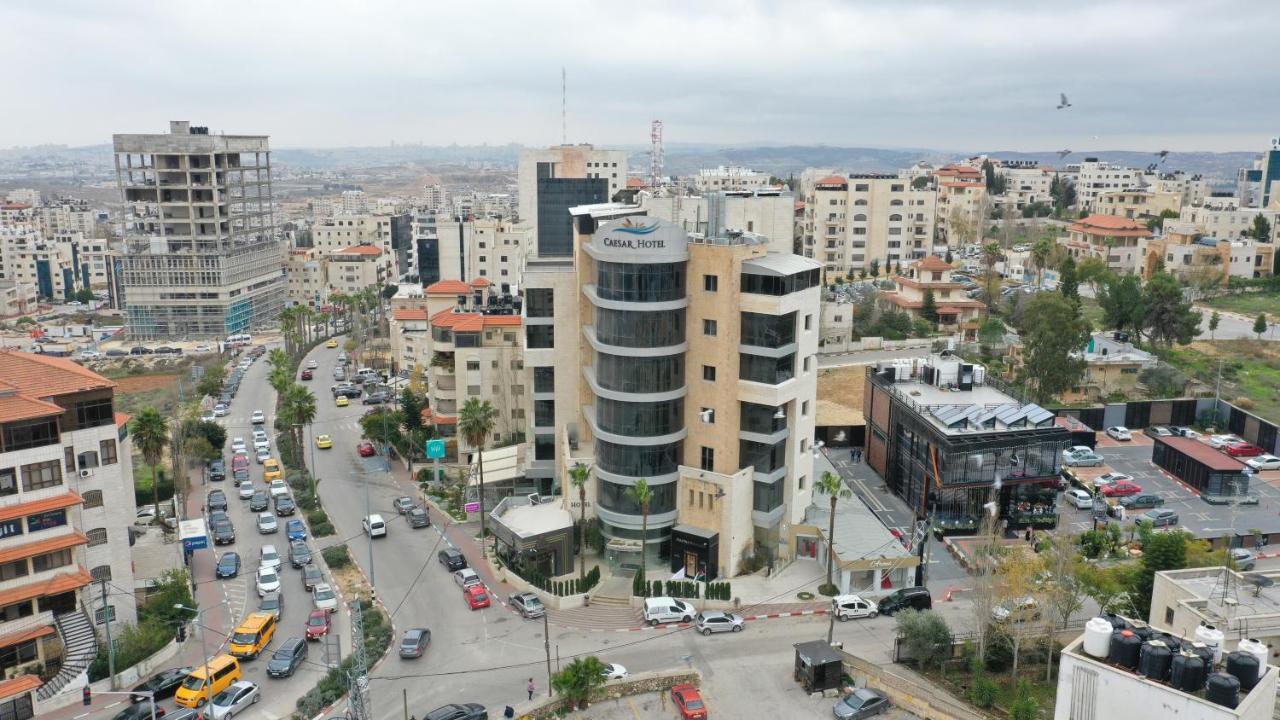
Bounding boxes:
794 640 845 693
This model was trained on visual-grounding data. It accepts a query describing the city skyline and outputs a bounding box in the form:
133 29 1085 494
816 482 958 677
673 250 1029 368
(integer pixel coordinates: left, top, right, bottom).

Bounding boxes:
2 0 1277 152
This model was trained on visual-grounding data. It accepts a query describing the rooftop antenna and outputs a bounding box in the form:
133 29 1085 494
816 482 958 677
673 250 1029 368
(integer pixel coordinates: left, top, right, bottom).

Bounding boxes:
561 67 567 145
650 120 664 188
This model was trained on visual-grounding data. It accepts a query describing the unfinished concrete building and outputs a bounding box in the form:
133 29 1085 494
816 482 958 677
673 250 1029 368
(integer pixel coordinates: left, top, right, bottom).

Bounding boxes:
113 121 283 339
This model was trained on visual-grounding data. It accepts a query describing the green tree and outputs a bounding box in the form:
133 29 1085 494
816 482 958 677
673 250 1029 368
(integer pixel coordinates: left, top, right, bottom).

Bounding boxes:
1145 208 1179 232
131 407 170 519
625 479 654 583
978 317 1005 351
920 289 939 325
815 471 852 596
195 362 226 399
184 419 226 455
1030 237 1054 288
895 609 952 672
1143 271 1202 347
1075 256 1110 293
1254 313 1268 340
1209 310 1221 340
911 175 930 190
1018 292 1090 403
869 258 881 278
568 463 591 583
1135 530 1189 615
1097 273 1144 337
73 288 96 304
458 397 498 542
982 241 1003 311
1009 680 1040 720
399 387 425 434
1058 255 1079 302
281 384 318 471
550 656 607 709
1245 213 1273 241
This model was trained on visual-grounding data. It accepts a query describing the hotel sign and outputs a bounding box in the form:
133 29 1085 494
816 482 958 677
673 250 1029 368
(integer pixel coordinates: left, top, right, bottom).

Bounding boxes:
595 217 687 257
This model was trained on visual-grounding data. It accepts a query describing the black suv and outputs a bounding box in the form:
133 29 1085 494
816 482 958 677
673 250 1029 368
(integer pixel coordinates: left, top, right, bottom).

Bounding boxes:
423 704 486 720
876 586 932 616
438 549 467 571
331 383 362 399
207 459 226 482
267 637 308 678
207 489 228 512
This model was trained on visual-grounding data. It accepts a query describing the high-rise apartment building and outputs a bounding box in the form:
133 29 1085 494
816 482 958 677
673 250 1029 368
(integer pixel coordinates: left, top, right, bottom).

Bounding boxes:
434 215 531 285
1074 159 1143 211
526 208 821 576
691 165 771 192
642 189 797 256
802 174 937 277
113 121 282 339
518 145 625 257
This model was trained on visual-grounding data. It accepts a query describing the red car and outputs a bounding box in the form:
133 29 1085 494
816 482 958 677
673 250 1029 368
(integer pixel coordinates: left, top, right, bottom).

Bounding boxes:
464 584 491 610
305 609 331 640
671 684 707 720
1225 442 1264 457
230 454 250 472
1102 481 1142 497
300 369 313 380
357 441 376 458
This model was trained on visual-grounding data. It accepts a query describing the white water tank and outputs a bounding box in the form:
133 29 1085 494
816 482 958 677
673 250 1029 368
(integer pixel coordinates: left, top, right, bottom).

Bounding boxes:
1084 617 1113 658
1196 625 1226 664
1238 638 1268 680
973 365 986 385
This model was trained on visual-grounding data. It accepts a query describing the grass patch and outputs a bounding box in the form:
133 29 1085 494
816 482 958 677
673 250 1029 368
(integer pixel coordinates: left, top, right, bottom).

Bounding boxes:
134 464 175 507
1160 340 1280 422
321 544 352 570
1203 291 1280 317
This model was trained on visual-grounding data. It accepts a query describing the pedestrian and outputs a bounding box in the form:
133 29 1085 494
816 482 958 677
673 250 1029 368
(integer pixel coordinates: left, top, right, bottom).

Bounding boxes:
1024 527 1032 543
527 678 535 701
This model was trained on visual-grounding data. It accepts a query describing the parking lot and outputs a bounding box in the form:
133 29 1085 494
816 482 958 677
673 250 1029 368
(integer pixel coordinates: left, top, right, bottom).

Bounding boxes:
1060 435 1280 542
576 687 919 720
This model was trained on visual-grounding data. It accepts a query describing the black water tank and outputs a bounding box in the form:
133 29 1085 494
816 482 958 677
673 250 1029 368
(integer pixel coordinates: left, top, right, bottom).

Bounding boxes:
1206 672 1241 709
1129 621 1153 641
1188 642 1215 667
1109 630 1141 669
1152 631 1181 653
1104 612 1129 631
1170 653 1207 692
1227 651 1261 692
1139 640 1173 680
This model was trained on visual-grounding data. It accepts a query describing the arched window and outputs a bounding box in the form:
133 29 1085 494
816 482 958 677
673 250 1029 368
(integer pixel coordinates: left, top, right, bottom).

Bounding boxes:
853 199 868 206
853 214 867 222
90 565 112 581
890 199 904 206
889 214 903 222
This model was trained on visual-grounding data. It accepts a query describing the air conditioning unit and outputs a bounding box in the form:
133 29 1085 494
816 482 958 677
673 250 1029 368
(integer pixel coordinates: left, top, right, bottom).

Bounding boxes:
79 469 93 478
527 493 541 505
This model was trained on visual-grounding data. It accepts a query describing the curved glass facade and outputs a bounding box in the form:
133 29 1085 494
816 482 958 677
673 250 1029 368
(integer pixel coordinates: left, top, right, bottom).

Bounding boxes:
594 307 685 347
595 352 684 394
598 478 677 515
596 261 686 302
596 439 682 478
596 397 684 438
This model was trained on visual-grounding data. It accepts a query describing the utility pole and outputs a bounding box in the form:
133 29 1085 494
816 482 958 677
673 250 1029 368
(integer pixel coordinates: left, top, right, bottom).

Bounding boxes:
100 580 115 689
543 608 553 698
365 472 376 590
348 598 369 720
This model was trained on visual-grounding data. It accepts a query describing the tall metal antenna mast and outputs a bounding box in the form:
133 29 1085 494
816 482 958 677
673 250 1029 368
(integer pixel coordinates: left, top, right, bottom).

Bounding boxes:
561 68 567 145
649 120 664 188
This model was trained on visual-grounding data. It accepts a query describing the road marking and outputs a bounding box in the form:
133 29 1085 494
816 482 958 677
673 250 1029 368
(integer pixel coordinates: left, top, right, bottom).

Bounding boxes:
627 697 644 718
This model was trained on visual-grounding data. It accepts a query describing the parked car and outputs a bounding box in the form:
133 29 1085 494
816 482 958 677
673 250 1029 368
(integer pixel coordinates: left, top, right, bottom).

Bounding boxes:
312 583 338 613
232 468 250 486
876 586 932 616
438 548 467 570
305 609 332 640
256 567 281 597
1119 494 1165 509
422 704 486 720
1143 509 1179 527
300 369 313 380
1247 454 1280 471
1225 442 1265 457
832 688 890 719
406 507 430 528
464 584 491 610
399 628 431 658
213 403 228 417
509 592 545 619
289 540 313 568
1062 445 1094 459
266 637 307 678
251 410 265 425
453 568 482 588
335 395 349 407
992 596 1041 623
1106 426 1133 441
602 663 629 680
286 519 306 541
212 520 236 545
249 492 269 513
274 495 296 516
1209 433 1243 448
230 437 247 454
301 564 323 590
216 552 241 578
205 680 259 720
113 703 166 720
671 684 708 720
1093 472 1133 487
357 440 376 457
1145 426 1174 439
259 544 282 572
1066 450 1106 467
392 496 416 514
695 611 744 635
1230 548 1257 571
362 391 390 405
130 666 194 703
1102 481 1142 497
258 591 283 620
207 489 228 512
1064 488 1094 510
254 448 271 464
207 460 226 482
1172 426 1201 438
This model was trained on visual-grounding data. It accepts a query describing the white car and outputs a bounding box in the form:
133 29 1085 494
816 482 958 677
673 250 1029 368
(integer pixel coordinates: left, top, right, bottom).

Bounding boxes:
269 479 289 498
200 412 217 423
251 410 266 425
256 567 281 597
601 663 628 680
306 359 319 369
238 482 256 500
1106 426 1132 441
78 350 101 360
1062 445 1093 460
256 512 278 534
213 404 228 417
1064 488 1094 509
1093 472 1132 487
259 544 282 573
1210 434 1243 449
363 513 387 538
253 436 270 453
230 437 247 454
255 448 271 464
207 681 259 720
312 583 338 612
453 568 481 587
1247 454 1280 471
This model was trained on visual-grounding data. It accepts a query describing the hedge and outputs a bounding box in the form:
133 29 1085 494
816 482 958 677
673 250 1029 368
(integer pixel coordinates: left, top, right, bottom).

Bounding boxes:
521 565 601 596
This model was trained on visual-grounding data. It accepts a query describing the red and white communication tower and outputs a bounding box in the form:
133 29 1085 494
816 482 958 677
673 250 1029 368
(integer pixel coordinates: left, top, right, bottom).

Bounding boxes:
649 120 664 188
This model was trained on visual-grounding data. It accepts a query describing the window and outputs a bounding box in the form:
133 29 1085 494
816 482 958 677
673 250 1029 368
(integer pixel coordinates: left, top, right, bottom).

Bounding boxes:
803 356 812 372
0 559 27 581
802 400 810 416
95 605 117 625
0 690 34 720
0 468 14 497
466 360 480 371
95 438 118 466
533 367 555 393
89 564 112 580
525 288 554 318
75 398 114 429
703 274 718 292
804 314 812 331
700 407 715 424
801 438 809 452
78 450 99 469
31 549 71 572
702 365 716 381
702 319 717 336
700 447 714 472
526 325 554 349
798 475 807 491
87 528 108 547
1165 607 1175 625
82 489 104 509
0 601 33 624
21 460 62 491
64 446 76 472
534 400 556 427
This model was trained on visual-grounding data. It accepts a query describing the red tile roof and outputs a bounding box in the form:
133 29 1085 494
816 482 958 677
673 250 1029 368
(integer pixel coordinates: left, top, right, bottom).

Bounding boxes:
0 530 87 565
334 244 382 256
425 280 472 295
1069 214 1153 238
469 277 493 288
815 176 848 188
429 308 523 331
936 165 982 178
1156 436 1246 472
0 393 64 423
0 351 114 397
0 567 92 608
115 411 131 428
0 625 54 651
914 255 953 272
392 308 429 322
626 177 645 188
0 490 83 522
421 409 457 426
0 675 40 701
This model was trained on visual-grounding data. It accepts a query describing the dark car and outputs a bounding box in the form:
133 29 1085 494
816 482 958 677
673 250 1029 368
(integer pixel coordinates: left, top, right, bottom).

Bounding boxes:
258 591 284 620
113 702 167 720
130 666 193 703
301 564 323 590
232 468 250 486
207 460 226 483
438 548 467 571
216 552 241 578
423 704 486 720
290 540 313 568
250 491 270 512
876 586 932 616
274 495 297 516
212 521 236 545
106 348 128 357
207 489 228 512
1143 509 1180 527
266 637 308 678
398 628 431 658
833 688 890 719
1119 493 1165 509
362 391 390 405
129 346 154 355
331 384 362 399
300 369 313 381
407 507 430 529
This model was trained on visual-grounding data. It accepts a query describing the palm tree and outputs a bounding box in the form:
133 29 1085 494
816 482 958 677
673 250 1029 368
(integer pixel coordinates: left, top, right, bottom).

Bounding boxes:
458 397 498 544
981 241 1003 312
568 463 592 583
815 471 852 595
266 347 288 370
131 407 170 521
282 383 317 468
1031 236 1054 289
625 479 653 583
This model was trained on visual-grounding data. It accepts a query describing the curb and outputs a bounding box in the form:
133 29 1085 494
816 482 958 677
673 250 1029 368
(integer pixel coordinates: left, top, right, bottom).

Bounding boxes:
559 608 832 633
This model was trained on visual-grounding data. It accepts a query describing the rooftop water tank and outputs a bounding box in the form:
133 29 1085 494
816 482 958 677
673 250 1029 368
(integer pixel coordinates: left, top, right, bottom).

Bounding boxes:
1129 620 1153 641
1108 630 1141 670
1103 612 1129 631
1083 617 1112 658
1238 638 1268 682
1206 672 1240 709
1196 624 1225 664
1227 650 1261 692
1139 640 1173 680
1170 652 1207 693
1153 631 1181 654
1188 641 1216 668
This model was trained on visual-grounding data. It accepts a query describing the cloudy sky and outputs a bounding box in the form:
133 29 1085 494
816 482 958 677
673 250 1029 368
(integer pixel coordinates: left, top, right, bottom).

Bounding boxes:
2 0 1275 152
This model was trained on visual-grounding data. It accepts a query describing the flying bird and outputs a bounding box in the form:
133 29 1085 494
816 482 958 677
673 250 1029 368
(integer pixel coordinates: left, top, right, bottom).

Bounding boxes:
1057 93 1072 109
1057 149 1072 159
1156 149 1169 164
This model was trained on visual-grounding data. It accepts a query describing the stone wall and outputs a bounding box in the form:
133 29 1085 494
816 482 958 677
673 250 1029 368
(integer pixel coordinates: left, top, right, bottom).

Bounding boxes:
838 649 993 720
506 669 701 719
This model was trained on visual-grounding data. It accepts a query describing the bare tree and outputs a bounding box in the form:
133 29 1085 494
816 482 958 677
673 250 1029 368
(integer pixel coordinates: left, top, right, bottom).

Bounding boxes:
970 494 1003 659
1040 534 1088 681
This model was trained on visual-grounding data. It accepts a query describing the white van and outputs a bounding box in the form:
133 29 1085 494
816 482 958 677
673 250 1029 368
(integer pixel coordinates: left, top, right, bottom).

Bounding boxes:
643 597 694 626
363 514 387 538
832 594 878 621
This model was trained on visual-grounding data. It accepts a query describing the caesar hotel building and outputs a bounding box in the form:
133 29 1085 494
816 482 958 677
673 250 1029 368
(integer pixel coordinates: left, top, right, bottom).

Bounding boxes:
525 208 821 579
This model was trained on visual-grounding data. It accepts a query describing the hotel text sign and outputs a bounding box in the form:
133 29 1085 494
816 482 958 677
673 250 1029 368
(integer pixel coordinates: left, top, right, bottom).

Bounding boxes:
596 217 687 256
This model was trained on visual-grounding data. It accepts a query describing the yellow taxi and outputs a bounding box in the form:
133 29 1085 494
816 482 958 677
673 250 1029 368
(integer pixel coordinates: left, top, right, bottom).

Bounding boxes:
315 434 333 449
335 395 349 407
326 339 339 348
263 458 283 482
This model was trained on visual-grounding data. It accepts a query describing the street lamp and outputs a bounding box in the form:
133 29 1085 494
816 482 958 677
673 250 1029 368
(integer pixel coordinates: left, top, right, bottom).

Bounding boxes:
174 601 227 710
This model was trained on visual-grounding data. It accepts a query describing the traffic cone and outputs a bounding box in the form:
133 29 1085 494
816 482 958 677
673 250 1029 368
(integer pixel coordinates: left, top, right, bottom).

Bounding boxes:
944 589 953 602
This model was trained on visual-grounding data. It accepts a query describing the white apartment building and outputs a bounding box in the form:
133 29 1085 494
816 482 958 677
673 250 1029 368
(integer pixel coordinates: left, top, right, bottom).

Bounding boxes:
421 184 448 214
0 227 94 302
525 206 821 576
641 189 797 256
802 174 937 277
434 215 530 286
3 190 40 208
0 352 137 700
691 165 772 192
285 244 390 308
1148 171 1209 207
340 190 368 214
1180 199 1280 243
1075 159 1143 211
934 165 987 247
517 145 627 252
995 166 1055 211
